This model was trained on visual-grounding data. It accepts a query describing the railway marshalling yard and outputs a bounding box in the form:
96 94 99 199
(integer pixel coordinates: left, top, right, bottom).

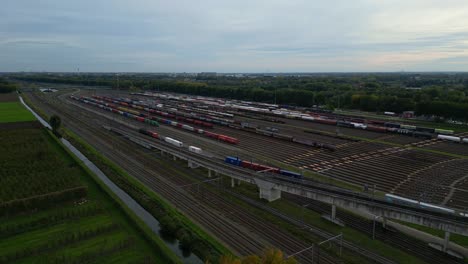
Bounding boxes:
23 87 468 264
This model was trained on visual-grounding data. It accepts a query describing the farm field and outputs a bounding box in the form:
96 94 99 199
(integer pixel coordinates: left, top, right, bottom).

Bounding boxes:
0 101 171 263
0 101 35 123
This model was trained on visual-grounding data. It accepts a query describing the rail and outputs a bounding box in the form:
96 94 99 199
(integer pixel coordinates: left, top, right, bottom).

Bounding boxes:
106 126 468 230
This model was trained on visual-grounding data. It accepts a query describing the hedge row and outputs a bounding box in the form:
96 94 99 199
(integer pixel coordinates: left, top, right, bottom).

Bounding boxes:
0 186 87 217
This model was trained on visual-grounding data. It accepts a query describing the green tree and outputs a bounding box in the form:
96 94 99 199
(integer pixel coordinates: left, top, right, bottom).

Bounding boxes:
50 115 62 138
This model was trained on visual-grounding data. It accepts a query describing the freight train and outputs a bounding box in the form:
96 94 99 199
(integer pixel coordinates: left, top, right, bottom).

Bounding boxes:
98 95 244 128
254 128 336 151
138 128 204 152
93 96 215 128
130 92 459 140
87 94 467 145
70 96 160 127
74 96 239 145
224 156 302 179
224 100 456 139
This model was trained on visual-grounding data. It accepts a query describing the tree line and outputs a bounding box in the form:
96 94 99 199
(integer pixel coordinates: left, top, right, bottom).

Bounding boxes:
0 78 17 93
13 73 468 120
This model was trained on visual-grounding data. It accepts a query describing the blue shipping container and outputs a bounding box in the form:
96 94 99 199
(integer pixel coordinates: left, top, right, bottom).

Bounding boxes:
279 169 302 179
225 156 241 166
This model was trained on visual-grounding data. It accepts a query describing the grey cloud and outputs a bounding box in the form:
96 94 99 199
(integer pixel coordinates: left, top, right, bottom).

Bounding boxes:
1 0 467 72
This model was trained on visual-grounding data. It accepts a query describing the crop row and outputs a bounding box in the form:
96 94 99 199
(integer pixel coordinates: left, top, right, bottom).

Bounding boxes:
35 237 141 264
0 202 103 238
0 129 84 202
0 223 119 264
0 186 88 217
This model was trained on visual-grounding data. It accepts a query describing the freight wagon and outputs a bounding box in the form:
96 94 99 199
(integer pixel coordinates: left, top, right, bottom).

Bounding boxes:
82 96 239 145
139 128 159 139
71 96 160 127
434 129 454 135
437 135 462 143
95 95 215 128
188 146 202 154
224 157 302 179
254 128 335 151
164 137 183 147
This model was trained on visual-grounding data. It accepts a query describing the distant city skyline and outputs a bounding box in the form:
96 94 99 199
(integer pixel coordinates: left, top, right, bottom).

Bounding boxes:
1 0 468 72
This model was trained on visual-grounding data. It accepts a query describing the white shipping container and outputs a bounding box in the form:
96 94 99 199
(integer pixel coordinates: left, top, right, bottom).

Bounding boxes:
182 125 194 131
437 135 461 142
164 137 183 147
188 146 202 154
301 116 315 121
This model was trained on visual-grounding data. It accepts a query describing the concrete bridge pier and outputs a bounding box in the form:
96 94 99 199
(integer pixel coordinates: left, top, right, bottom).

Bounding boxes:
231 178 235 188
208 169 212 178
322 202 345 226
173 155 177 161
444 231 450 252
255 179 281 202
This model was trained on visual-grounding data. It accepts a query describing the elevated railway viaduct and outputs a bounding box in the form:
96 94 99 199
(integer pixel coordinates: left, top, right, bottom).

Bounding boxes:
106 126 468 236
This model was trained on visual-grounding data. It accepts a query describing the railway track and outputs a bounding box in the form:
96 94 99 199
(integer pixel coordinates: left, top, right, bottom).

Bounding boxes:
48 91 468 222
51 92 468 222
284 193 465 264
27 90 468 263
75 91 468 209
27 91 345 263
26 92 267 256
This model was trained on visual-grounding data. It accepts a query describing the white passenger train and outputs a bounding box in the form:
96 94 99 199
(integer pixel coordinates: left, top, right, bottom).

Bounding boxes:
385 194 467 217
437 134 468 143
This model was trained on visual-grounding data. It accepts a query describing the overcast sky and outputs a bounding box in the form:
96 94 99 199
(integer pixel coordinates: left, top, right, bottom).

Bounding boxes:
1 0 468 72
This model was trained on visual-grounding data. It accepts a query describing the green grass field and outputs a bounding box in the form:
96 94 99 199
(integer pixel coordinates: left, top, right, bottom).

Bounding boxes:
0 101 35 123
